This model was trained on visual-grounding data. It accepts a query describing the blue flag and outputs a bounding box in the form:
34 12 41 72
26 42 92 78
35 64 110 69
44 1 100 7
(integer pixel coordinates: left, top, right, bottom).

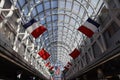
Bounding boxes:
23 19 37 29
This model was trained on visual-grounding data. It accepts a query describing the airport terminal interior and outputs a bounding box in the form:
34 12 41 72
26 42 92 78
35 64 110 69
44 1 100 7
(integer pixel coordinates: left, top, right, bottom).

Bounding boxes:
0 0 120 80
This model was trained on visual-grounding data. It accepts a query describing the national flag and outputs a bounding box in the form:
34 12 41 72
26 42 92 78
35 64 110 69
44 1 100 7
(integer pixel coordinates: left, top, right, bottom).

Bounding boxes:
55 66 58 70
50 76 54 80
23 19 37 29
45 62 54 70
69 48 80 59
78 18 100 38
55 66 60 75
64 62 72 70
45 62 50 67
49 69 54 75
49 66 54 71
23 19 47 38
38 48 50 60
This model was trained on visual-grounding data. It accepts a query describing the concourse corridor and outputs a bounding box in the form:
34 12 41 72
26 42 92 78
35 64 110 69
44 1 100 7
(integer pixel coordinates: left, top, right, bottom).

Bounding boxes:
0 0 120 80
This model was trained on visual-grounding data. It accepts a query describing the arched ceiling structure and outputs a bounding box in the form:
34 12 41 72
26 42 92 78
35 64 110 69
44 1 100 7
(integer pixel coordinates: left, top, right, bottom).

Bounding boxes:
15 0 103 67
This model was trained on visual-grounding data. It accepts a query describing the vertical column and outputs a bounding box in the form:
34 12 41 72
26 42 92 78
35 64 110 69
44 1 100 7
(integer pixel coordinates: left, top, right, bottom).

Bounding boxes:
97 68 106 80
118 74 120 79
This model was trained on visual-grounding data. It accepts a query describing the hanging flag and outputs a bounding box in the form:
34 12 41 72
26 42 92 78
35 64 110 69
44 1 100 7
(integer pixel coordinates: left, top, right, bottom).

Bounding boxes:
49 69 54 75
55 66 60 75
45 62 54 71
64 62 72 70
23 19 47 38
50 76 54 80
69 48 80 59
45 62 50 67
49 66 54 71
77 18 100 38
23 19 37 29
38 48 50 60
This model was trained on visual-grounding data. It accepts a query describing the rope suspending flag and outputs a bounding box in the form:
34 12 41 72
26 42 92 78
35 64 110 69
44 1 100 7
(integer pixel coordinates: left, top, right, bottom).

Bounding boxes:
78 18 100 38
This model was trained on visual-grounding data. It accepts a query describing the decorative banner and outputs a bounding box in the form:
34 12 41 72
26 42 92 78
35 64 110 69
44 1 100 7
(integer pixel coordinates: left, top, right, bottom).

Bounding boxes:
78 18 100 38
45 62 50 67
38 48 50 60
49 66 54 71
64 62 72 70
69 48 80 59
23 19 47 38
45 62 54 71
55 66 60 75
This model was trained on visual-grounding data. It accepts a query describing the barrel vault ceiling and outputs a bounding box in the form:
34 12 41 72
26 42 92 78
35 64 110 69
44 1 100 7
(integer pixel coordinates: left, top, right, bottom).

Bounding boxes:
15 0 103 67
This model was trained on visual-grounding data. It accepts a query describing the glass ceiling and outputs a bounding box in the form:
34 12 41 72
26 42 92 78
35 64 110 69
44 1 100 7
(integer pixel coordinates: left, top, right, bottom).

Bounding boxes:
15 0 103 67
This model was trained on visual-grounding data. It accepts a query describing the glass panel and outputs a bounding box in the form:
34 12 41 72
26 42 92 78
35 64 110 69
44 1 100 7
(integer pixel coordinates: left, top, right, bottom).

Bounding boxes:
32 8 36 16
19 0 25 6
44 1 50 10
51 1 58 8
66 1 72 10
46 16 51 22
52 15 57 21
24 7 28 15
37 4 43 12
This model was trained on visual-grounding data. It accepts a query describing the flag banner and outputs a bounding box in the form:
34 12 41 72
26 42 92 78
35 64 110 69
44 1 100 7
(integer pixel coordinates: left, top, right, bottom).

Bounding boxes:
55 66 58 70
55 66 60 75
64 62 72 70
23 19 47 38
69 48 80 59
50 76 54 80
78 18 100 38
30 25 47 38
45 62 54 71
38 48 50 60
49 66 54 71
49 69 54 75
23 19 37 29
45 62 50 67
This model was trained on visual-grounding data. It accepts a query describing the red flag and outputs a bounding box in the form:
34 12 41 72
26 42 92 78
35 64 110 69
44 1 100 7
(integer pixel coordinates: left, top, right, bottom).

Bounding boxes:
31 25 47 38
49 66 54 70
45 62 50 67
55 67 60 75
64 62 72 70
77 18 100 38
69 48 80 59
23 19 47 38
38 48 50 60
45 62 54 70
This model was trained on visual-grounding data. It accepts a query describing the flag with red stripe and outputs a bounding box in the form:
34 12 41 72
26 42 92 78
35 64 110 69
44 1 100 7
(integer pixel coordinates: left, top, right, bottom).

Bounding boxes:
78 18 100 38
45 62 50 67
38 48 50 60
23 19 47 38
64 62 72 70
69 48 80 59
55 66 60 75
